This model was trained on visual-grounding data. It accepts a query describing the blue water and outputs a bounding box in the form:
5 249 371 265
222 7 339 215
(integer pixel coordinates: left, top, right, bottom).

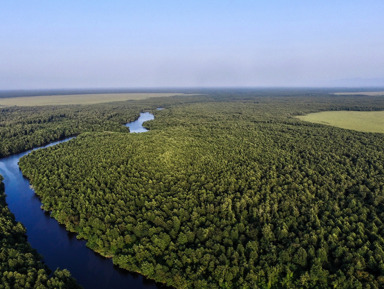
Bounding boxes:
126 112 155 133
0 113 166 289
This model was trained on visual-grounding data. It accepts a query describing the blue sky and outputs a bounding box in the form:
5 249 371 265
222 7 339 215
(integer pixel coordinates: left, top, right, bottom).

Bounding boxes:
1 1 384 89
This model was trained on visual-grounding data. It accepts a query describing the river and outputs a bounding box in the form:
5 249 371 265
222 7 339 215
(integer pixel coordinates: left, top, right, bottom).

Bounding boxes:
126 112 154 133
0 112 165 289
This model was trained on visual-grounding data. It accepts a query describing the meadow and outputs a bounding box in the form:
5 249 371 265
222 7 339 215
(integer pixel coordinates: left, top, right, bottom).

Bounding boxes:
297 110 384 133
0 92 187 106
333 91 384 96
18 95 384 288
3 91 384 288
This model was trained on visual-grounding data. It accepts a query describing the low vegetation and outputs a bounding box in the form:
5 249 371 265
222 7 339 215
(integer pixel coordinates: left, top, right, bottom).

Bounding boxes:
0 93 189 106
19 94 384 288
297 111 384 133
333 91 384 96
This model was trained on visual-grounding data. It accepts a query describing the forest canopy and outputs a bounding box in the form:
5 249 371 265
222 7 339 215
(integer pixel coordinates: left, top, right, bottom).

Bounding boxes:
18 92 384 288
0 177 81 289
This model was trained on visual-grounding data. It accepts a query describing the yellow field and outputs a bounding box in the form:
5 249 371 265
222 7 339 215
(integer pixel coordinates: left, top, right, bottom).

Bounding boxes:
0 93 188 106
333 91 384 96
297 111 384 133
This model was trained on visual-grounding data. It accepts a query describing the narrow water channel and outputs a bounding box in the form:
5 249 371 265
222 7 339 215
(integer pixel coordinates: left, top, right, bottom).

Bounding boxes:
126 112 154 133
0 112 164 289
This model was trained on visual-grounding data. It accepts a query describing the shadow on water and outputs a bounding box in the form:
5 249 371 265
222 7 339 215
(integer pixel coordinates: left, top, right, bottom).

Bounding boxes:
0 112 172 289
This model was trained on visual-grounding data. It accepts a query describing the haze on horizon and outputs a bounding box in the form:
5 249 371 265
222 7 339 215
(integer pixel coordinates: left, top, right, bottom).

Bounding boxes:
1 1 384 89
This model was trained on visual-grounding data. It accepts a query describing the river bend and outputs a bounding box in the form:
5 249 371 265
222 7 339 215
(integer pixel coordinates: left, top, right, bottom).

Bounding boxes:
0 112 163 289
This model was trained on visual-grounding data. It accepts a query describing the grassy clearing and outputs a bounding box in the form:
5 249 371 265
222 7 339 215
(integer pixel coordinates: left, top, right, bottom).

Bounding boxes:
0 92 189 106
334 91 384 96
297 110 384 133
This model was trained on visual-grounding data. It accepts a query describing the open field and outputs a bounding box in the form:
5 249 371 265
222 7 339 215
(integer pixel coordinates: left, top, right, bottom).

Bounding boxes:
297 110 384 133
334 91 384 96
0 92 189 106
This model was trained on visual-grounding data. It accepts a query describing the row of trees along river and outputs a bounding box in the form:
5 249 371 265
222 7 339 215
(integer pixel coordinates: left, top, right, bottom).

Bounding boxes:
1 91 384 288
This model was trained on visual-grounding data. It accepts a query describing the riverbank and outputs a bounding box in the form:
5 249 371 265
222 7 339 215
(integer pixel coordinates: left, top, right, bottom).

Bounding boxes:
0 112 166 289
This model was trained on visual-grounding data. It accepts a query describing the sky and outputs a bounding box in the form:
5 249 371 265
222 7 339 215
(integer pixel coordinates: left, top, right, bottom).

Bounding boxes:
1 1 384 89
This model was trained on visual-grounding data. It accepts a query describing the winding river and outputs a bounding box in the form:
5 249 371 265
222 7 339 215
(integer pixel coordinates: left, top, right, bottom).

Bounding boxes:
126 112 154 133
0 112 164 289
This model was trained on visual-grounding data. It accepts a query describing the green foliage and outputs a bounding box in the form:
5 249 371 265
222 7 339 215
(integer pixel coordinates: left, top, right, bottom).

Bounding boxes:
297 110 384 133
0 93 205 158
0 178 81 288
18 94 384 288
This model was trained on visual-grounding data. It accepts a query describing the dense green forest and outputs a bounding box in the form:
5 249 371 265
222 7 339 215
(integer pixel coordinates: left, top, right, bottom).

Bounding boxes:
0 92 202 289
0 93 207 158
0 176 81 289
18 93 384 288
3 89 381 158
